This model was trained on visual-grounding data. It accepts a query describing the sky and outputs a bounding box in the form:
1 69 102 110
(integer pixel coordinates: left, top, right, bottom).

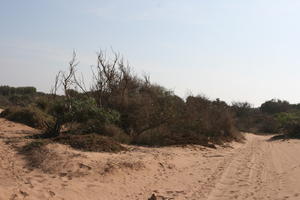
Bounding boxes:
1 0 300 106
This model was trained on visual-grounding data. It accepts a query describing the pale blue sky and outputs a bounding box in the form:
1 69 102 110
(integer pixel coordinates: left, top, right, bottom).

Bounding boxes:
1 0 300 106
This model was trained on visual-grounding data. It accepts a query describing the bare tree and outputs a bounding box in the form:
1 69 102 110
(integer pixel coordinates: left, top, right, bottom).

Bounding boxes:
46 51 83 137
50 71 62 98
91 49 133 107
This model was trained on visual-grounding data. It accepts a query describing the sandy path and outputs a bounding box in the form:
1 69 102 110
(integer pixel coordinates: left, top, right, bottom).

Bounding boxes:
206 134 300 200
1 118 300 200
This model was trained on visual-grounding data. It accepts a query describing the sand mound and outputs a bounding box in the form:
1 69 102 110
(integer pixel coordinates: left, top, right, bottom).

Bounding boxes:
21 141 142 177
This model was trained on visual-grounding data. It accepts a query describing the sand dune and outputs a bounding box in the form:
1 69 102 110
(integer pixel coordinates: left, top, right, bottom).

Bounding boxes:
0 118 300 200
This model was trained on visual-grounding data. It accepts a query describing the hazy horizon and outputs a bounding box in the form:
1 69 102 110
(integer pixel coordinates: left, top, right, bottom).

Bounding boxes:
1 0 300 106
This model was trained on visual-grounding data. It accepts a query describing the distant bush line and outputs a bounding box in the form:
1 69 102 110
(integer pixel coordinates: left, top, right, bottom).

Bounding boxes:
0 86 36 96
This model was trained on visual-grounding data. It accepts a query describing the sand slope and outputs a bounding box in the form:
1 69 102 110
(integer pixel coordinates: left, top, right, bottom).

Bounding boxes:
0 117 300 200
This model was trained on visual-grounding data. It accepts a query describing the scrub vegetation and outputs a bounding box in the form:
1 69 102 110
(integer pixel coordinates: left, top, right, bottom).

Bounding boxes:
2 50 299 152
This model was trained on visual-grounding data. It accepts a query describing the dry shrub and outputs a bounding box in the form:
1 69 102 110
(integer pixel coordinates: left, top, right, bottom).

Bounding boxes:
281 120 300 138
0 95 10 107
35 96 50 111
101 160 144 175
5 51 245 149
20 140 53 170
20 141 85 174
53 134 126 152
102 124 131 144
132 126 210 147
1 106 53 128
163 132 211 146
180 96 242 143
129 95 242 146
258 115 279 133
132 128 168 146
69 122 131 144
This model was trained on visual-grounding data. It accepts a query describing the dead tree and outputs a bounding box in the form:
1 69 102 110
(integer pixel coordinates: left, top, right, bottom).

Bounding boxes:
91 50 133 108
46 51 83 137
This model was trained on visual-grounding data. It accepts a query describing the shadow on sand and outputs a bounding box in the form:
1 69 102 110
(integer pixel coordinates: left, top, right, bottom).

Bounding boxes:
267 133 300 142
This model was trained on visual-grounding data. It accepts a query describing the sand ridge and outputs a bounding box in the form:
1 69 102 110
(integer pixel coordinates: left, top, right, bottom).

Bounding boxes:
1 117 300 199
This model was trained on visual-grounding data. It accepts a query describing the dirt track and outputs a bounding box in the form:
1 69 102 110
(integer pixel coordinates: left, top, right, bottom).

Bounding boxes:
0 116 300 200
207 134 300 200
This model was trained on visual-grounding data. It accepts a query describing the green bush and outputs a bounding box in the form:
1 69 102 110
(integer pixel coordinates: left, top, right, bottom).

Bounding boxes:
69 97 120 124
45 97 120 137
275 112 300 127
274 112 300 137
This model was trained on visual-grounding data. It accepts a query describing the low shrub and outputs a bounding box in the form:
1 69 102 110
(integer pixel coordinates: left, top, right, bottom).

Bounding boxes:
8 95 34 106
259 115 280 133
282 120 300 138
71 122 131 144
162 132 210 146
53 134 126 152
0 95 11 108
102 124 131 144
132 127 210 147
19 140 52 169
35 97 50 111
75 119 104 134
182 96 242 143
21 140 50 153
1 106 53 128
132 128 168 146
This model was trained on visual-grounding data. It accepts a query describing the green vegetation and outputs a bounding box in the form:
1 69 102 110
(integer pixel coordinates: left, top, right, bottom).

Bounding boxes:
0 86 36 96
10 50 298 153
231 99 300 138
0 85 43 108
3 52 300 153
3 50 300 152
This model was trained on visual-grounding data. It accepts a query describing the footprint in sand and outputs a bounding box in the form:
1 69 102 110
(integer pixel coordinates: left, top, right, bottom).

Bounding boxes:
19 190 29 197
61 183 68 187
49 190 55 197
59 172 68 177
87 184 98 188
9 194 18 200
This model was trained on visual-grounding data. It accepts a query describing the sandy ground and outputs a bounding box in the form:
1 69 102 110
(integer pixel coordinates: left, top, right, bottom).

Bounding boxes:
0 117 300 200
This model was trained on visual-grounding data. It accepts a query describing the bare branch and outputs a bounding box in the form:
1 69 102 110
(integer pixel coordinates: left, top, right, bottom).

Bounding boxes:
50 71 62 97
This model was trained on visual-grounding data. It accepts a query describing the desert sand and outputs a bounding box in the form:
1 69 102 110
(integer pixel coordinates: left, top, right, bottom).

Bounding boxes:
0 115 300 200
